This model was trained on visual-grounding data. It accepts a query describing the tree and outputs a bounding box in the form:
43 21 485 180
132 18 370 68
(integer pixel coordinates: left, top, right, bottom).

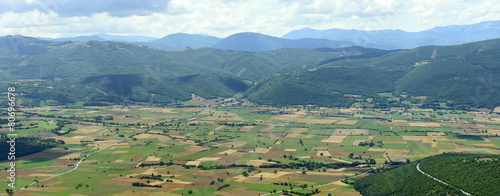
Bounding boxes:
188 190 193 194
242 171 249 177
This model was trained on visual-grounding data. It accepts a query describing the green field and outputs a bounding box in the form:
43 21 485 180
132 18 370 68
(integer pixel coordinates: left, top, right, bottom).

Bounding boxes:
2 104 500 196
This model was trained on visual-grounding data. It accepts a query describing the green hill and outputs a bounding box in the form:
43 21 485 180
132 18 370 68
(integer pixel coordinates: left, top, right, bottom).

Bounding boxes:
354 153 500 196
0 36 375 106
245 66 405 107
353 161 464 196
419 153 500 196
164 47 377 81
3 35 500 108
395 48 500 108
246 38 500 109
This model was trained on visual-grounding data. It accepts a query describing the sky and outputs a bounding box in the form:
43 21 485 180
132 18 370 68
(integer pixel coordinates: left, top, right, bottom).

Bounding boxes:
0 0 499 38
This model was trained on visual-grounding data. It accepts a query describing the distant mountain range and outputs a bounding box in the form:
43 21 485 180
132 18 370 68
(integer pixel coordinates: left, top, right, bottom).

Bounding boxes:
3 21 500 109
39 33 157 42
211 32 352 52
29 20 500 51
137 33 221 51
282 20 500 49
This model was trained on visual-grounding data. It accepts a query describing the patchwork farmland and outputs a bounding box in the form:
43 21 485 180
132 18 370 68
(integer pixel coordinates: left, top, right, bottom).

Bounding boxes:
2 102 500 195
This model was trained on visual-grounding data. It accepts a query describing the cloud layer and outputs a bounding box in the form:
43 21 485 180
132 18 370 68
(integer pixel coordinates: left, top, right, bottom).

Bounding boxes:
1 0 499 38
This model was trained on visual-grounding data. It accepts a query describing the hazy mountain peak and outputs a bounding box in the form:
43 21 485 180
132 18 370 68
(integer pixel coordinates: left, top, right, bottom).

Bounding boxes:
282 20 500 49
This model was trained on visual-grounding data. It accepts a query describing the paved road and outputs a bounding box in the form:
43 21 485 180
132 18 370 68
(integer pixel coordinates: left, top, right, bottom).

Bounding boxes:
416 162 472 196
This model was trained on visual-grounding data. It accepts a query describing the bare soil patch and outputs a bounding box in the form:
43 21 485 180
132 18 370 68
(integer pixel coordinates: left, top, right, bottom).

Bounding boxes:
427 132 446 136
132 154 142 160
298 117 346 124
238 126 254 132
389 155 407 162
112 151 128 154
245 160 272 167
402 136 422 141
261 147 283 159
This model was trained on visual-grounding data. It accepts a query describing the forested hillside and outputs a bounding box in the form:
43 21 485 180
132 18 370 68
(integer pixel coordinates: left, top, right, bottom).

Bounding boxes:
353 161 464 196
247 38 500 109
245 66 406 107
0 137 63 161
419 153 500 196
354 153 500 196
0 35 369 106
2 35 500 108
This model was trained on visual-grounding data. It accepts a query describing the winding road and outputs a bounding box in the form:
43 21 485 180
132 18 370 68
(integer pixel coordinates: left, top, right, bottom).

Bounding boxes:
4 112 198 195
2 136 130 195
416 162 472 196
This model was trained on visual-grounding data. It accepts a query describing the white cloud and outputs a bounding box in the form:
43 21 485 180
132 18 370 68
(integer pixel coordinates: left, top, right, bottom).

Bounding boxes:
167 0 194 15
0 0 499 38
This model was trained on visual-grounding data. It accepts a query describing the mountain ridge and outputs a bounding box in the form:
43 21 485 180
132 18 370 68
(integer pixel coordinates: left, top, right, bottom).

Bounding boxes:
282 20 500 49
23 20 500 51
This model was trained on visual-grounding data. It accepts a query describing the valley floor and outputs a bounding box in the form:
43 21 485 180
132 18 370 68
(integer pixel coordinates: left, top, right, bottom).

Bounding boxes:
1 102 500 195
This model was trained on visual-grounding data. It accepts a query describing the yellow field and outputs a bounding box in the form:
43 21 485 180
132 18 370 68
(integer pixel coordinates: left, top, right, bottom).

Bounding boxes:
402 136 422 141
321 135 346 143
352 140 367 146
409 122 441 127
